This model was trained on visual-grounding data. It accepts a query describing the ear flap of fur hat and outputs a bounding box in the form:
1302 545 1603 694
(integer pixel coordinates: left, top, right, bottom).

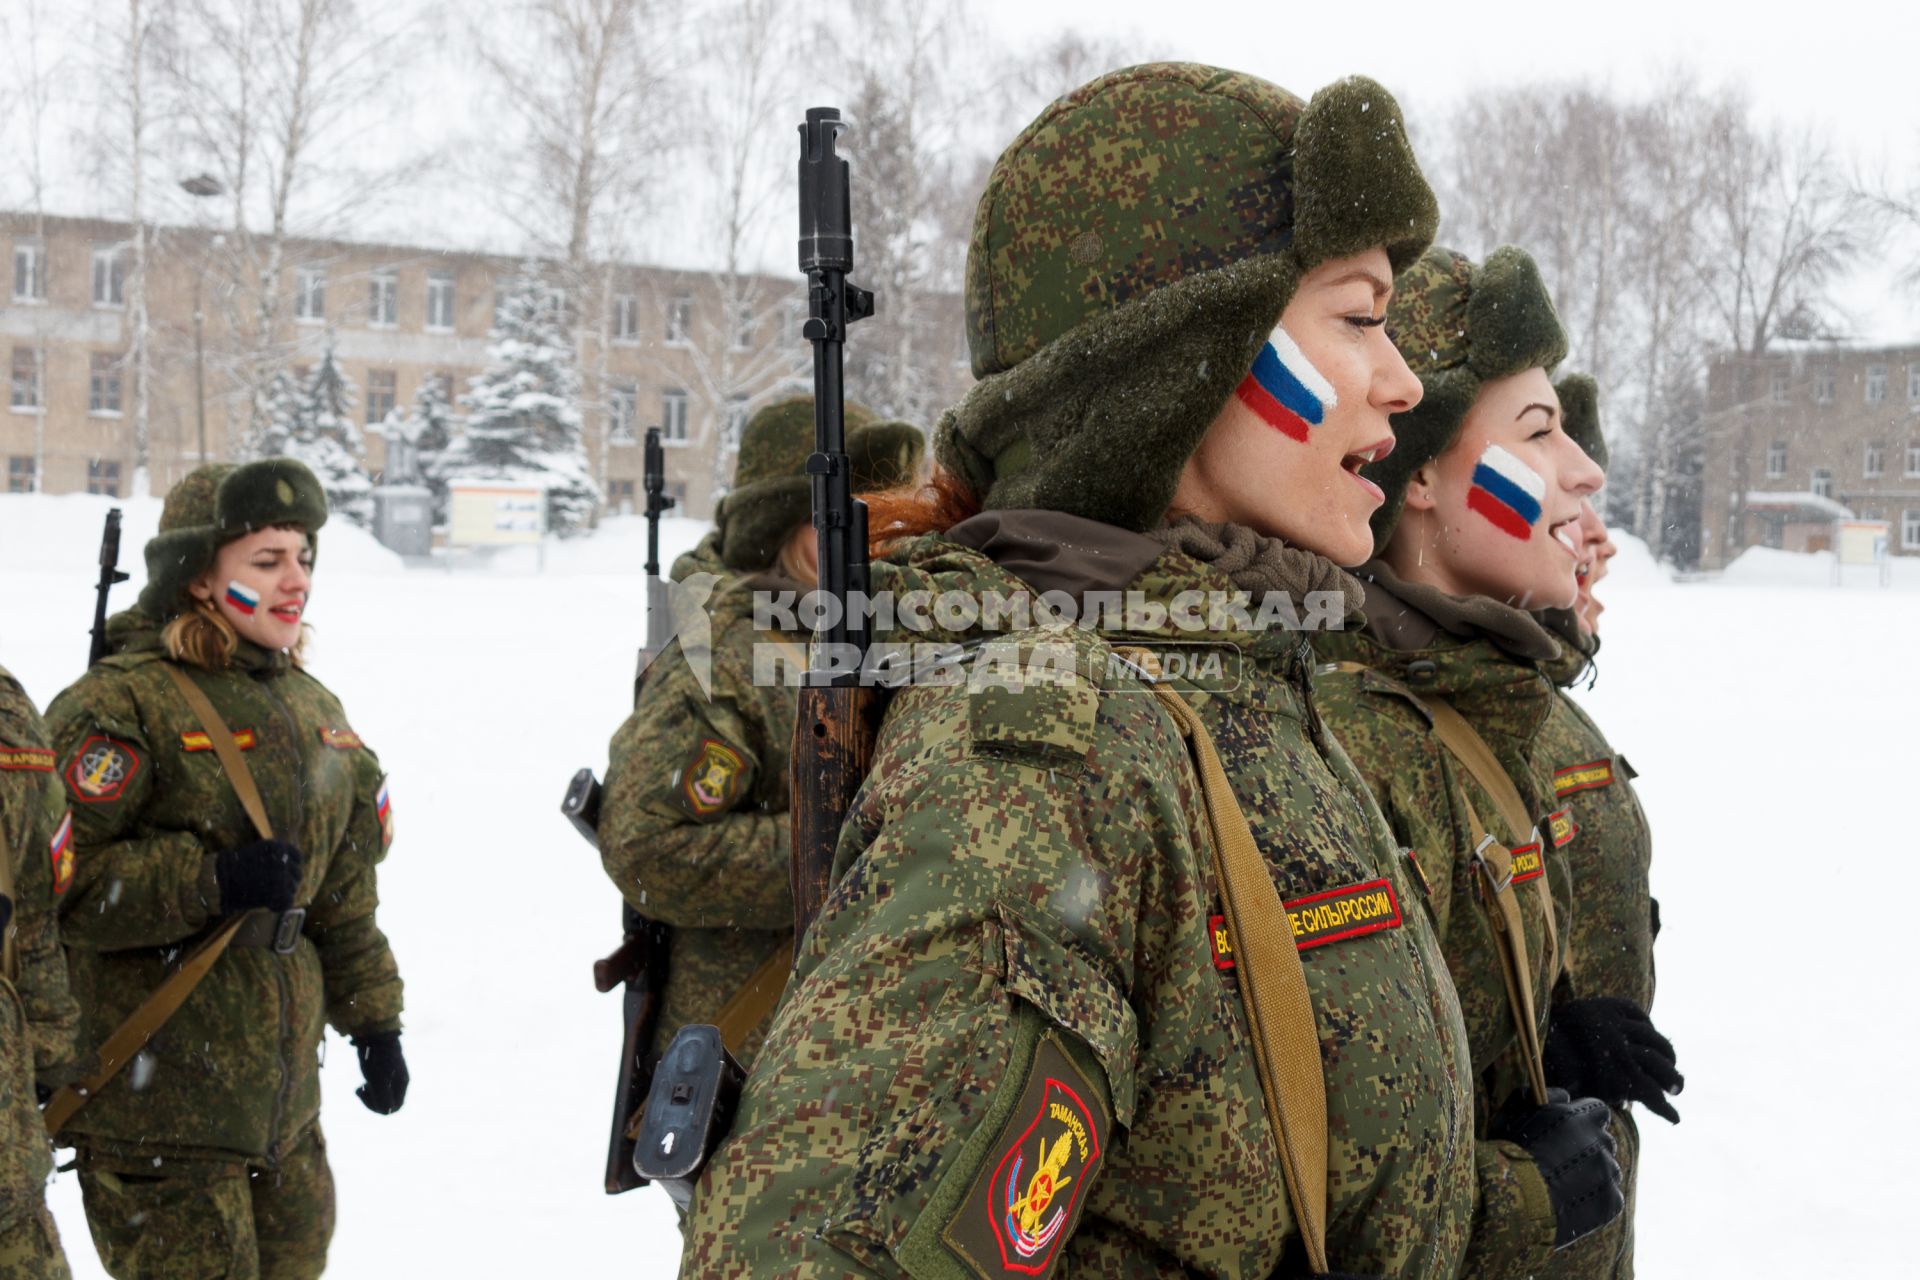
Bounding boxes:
1291 75 1440 277
1557 372 1608 470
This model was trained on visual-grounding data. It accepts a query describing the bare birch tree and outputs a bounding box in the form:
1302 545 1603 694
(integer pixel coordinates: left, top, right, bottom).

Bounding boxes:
1 0 68 492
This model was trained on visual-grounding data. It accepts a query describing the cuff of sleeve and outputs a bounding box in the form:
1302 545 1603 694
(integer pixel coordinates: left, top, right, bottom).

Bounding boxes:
1499 1141 1562 1262
191 854 221 924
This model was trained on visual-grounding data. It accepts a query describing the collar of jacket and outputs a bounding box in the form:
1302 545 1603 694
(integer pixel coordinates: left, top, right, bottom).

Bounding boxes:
1355 559 1563 663
1537 606 1598 687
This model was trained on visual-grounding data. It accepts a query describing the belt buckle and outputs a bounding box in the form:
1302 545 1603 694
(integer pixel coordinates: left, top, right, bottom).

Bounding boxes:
1473 834 1513 896
272 908 307 955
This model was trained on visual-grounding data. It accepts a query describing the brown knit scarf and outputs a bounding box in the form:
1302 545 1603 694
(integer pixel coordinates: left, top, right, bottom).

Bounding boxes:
1149 516 1366 622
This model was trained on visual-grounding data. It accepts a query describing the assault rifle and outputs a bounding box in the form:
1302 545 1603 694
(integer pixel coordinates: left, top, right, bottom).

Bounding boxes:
89 508 130 667
563 425 676 1195
632 106 881 1205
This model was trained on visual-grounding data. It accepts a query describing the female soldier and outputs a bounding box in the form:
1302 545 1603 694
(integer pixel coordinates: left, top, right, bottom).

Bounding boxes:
597 397 922 1067
46 459 406 1279
0 661 80 1277
1527 375 1676 1280
1312 246 1661 1275
685 63 1506 1279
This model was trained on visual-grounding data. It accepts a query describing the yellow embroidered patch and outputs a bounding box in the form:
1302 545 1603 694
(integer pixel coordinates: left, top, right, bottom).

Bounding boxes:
1553 758 1614 797
181 729 256 752
0 744 54 771
677 737 745 819
1547 809 1578 848
318 727 364 750
1286 878 1404 950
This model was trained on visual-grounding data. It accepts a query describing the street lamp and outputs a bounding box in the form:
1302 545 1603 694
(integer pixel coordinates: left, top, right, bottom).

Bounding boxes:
179 174 223 462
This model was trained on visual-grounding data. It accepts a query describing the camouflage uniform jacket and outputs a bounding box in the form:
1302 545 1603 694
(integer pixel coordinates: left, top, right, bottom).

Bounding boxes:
1529 628 1653 1280
1312 563 1574 1275
45 612 402 1167
0 664 81 1231
600 555 805 1064
684 519 1477 1279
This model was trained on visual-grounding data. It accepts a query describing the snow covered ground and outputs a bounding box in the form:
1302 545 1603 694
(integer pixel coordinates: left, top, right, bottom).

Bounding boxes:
2 494 1912 1276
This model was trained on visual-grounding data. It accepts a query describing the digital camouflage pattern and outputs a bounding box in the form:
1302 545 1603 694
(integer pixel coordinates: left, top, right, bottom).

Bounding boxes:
0 663 80 1272
683 532 1479 1278
1313 565 1573 1277
599 567 807 1064
1533 626 1655 1280
45 609 401 1173
76 1121 334 1279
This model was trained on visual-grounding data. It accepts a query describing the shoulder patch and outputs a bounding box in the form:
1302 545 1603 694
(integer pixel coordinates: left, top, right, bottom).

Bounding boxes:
376 776 394 847
49 811 74 893
1546 809 1578 848
182 728 256 752
66 735 140 802
943 1033 1106 1278
676 737 745 819
1553 758 1614 797
0 744 55 771
1508 840 1545 884
318 727 364 750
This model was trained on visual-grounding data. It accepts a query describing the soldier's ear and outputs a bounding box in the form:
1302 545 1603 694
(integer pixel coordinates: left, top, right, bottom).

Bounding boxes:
1402 461 1441 512
187 572 215 603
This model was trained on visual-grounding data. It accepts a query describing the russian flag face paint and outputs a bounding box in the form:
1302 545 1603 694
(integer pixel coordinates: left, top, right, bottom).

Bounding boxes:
1234 324 1338 443
225 581 261 616
1467 445 1546 540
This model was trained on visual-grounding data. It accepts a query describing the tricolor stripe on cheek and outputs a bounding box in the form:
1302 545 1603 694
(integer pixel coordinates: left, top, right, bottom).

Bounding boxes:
1234 324 1337 443
1467 445 1546 540
225 581 261 615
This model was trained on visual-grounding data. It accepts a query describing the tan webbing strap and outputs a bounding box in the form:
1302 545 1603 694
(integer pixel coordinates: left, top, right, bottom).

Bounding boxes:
46 664 275 1136
1420 697 1561 987
162 665 274 844
1459 792 1551 1106
710 938 794 1055
1123 650 1329 1273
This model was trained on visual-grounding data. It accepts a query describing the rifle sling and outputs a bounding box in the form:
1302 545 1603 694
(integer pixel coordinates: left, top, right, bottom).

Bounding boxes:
711 938 794 1055
1123 649 1329 1274
45 663 277 1136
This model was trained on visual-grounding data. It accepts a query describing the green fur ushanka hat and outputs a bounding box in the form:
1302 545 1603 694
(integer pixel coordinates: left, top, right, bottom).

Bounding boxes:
1362 244 1569 555
1556 372 1608 471
715 396 927 571
138 458 329 622
934 62 1440 532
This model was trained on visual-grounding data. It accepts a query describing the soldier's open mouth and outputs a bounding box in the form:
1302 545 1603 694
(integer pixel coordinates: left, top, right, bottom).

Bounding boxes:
270 602 304 623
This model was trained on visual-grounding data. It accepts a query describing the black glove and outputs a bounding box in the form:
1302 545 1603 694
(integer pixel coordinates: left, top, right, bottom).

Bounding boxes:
1544 996 1683 1124
1491 1088 1624 1250
0 892 11 935
213 840 303 914
352 1031 409 1115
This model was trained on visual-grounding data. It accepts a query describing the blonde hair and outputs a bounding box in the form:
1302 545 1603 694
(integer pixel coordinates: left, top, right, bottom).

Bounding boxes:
161 597 309 671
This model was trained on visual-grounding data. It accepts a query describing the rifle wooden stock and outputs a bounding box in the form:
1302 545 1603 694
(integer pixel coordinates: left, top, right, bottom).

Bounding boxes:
790 682 884 946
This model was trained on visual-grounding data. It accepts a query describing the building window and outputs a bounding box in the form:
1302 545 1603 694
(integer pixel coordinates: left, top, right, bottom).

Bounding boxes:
1906 509 1920 550
369 270 397 327
661 389 689 443
12 241 45 301
1910 365 1920 402
1813 369 1835 404
9 348 41 410
721 395 748 452
609 383 638 445
91 245 126 307
665 480 688 506
1811 467 1832 499
1908 440 1920 478
612 294 639 343
89 353 123 415
294 266 326 322
366 369 397 425
731 303 754 352
1768 367 1788 403
87 460 121 497
607 478 635 514
426 271 455 331
7 457 33 493
1766 441 1787 479
1865 442 1885 479
665 297 692 346
1867 363 1888 404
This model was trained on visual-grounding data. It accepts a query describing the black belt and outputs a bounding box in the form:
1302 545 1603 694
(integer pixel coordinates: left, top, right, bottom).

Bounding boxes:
228 908 307 955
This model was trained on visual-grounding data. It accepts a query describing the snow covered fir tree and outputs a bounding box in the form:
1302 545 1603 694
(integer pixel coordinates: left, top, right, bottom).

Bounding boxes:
386 375 457 521
440 262 599 535
248 334 376 525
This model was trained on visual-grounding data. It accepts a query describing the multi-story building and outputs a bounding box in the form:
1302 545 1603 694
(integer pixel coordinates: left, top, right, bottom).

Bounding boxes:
3 211 969 520
1699 342 1920 568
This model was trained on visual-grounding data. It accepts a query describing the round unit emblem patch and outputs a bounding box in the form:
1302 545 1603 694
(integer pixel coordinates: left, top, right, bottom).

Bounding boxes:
67 736 140 802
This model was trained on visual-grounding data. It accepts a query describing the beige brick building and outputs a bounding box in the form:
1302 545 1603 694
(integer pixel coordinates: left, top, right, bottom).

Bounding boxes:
1700 343 1920 568
4 211 968 521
